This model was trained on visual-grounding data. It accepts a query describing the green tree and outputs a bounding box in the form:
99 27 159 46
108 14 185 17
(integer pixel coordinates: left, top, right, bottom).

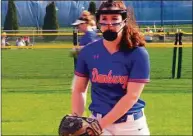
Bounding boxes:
88 1 96 16
3 0 19 31
42 1 59 41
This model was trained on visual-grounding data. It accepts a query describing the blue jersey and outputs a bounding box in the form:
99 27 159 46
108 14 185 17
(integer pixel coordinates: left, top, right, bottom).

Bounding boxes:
75 39 150 115
79 30 99 46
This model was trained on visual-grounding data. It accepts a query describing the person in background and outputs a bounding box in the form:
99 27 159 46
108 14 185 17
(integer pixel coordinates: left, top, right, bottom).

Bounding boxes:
24 36 29 46
16 37 25 46
70 15 100 108
144 27 153 42
157 27 165 42
23 36 33 46
1 32 10 47
1 33 7 47
81 10 97 31
71 16 99 61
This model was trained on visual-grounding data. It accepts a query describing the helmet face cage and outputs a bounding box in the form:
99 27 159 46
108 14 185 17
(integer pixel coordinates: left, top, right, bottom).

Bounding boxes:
95 0 127 23
96 10 127 23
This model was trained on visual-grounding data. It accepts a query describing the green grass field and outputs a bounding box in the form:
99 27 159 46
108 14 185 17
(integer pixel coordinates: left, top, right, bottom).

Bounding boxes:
1 47 192 135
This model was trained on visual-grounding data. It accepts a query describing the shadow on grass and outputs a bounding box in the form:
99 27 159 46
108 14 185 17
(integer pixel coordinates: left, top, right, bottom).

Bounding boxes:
2 89 71 94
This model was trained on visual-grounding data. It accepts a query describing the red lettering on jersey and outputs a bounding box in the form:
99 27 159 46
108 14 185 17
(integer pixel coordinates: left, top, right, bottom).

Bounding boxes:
92 68 98 82
92 68 128 89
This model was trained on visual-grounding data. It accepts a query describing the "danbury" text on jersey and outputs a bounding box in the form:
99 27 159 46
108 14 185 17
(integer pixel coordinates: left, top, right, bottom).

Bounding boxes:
92 68 128 89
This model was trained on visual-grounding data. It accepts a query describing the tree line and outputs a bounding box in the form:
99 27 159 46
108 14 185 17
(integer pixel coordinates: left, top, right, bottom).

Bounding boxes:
3 0 96 41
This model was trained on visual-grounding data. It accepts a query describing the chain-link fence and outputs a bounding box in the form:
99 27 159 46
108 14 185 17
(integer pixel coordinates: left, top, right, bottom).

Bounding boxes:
1 28 192 79
1 26 192 45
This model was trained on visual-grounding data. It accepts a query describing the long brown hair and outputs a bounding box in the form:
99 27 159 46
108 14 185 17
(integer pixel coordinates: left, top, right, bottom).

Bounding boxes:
98 0 146 50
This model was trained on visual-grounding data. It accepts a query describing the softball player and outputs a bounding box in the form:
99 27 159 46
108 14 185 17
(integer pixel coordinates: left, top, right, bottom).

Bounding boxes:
71 16 99 106
71 16 99 68
71 0 150 135
71 16 98 47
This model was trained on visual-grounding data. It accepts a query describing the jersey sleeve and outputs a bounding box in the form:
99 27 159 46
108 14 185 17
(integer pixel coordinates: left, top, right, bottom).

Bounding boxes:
128 48 150 83
75 49 89 77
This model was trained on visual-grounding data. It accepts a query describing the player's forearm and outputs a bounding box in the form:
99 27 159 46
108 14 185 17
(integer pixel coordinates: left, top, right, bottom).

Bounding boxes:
78 45 84 49
99 94 139 129
71 91 86 116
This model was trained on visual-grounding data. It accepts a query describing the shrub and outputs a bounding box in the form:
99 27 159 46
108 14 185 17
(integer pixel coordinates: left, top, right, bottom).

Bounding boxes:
42 2 59 41
3 0 19 32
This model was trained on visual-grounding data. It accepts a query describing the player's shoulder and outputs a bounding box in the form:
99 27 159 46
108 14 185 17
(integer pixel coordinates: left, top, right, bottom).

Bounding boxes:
124 46 149 58
132 46 149 60
131 46 149 58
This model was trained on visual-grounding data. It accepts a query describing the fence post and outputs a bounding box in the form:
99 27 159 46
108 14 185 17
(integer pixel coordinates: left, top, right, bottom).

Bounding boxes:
32 30 35 45
73 27 78 70
177 30 183 79
172 29 178 79
172 45 177 79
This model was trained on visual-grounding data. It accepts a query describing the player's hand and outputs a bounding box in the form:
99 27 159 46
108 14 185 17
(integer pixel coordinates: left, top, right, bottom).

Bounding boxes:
69 46 81 58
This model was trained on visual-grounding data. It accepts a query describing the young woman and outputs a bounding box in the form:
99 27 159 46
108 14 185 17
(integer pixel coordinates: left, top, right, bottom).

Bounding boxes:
71 0 150 135
71 16 99 67
71 16 98 48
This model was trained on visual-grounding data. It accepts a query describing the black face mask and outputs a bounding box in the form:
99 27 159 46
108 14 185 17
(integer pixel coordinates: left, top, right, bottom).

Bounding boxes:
102 30 118 41
102 24 125 41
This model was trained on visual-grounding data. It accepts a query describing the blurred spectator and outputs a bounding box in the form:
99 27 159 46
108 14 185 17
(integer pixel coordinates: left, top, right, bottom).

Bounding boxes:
1 32 10 47
1 33 6 47
23 36 32 46
16 37 25 46
157 27 165 41
144 27 153 42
